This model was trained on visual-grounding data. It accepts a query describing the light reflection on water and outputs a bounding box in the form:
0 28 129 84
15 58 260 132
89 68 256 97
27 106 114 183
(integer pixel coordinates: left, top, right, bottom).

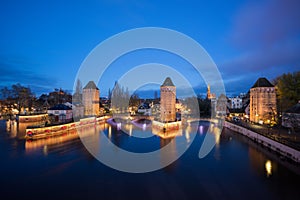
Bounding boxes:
0 120 300 199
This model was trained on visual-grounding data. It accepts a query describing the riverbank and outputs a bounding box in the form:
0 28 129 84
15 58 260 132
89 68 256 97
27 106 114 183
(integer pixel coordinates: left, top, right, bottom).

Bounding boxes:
224 121 300 163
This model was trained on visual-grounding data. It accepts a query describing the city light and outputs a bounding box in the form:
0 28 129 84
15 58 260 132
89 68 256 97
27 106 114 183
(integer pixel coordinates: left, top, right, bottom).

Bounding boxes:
265 160 272 177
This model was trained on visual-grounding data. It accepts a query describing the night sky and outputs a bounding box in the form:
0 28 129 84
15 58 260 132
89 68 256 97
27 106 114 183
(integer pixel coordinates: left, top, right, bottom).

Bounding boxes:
0 0 299 97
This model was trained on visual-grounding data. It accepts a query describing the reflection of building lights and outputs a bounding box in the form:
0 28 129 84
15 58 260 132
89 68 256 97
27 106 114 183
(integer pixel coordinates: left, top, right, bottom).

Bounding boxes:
108 126 112 139
215 131 220 145
43 145 48 156
143 123 146 131
185 132 190 143
265 160 272 177
117 123 121 130
199 125 203 134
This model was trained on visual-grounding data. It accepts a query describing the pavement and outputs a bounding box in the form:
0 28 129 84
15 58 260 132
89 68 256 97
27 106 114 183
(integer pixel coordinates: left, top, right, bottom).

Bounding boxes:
228 119 300 151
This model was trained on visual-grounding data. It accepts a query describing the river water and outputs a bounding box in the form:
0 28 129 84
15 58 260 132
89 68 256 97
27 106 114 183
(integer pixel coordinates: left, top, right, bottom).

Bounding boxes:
0 120 299 200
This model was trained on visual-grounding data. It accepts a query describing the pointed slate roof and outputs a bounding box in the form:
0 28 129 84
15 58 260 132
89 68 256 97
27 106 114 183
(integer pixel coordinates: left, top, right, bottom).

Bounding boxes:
83 81 99 90
161 77 175 87
251 77 274 88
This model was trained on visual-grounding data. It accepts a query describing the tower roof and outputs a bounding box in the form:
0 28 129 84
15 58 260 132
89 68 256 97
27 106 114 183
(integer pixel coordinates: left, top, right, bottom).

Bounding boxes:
251 77 274 88
161 77 175 87
83 81 99 90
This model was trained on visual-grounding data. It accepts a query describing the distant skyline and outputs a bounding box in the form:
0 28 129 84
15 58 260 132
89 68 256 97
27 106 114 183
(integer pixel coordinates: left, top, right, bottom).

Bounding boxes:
1 0 299 97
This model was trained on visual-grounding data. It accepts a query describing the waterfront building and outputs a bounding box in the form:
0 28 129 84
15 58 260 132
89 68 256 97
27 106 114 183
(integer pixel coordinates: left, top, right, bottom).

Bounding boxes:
48 104 73 123
229 96 243 109
282 101 300 130
83 81 100 116
250 77 277 124
64 102 84 118
160 77 176 122
216 94 228 117
137 103 151 116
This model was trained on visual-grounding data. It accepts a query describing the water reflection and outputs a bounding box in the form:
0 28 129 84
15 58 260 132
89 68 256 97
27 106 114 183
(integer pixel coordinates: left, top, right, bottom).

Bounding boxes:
2 119 300 199
20 120 296 179
160 137 177 172
25 127 98 156
25 130 79 153
265 160 272 177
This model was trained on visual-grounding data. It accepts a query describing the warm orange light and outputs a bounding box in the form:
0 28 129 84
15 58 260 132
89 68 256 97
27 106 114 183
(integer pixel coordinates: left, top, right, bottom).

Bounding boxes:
265 160 272 177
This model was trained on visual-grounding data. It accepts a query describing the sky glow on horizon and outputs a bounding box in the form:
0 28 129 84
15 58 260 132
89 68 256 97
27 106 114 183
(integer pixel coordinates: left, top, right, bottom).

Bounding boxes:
0 0 299 98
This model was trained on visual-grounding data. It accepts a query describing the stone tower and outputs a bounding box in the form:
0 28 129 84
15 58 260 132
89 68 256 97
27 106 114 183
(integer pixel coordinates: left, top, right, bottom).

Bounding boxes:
160 77 176 122
250 77 276 124
83 81 100 116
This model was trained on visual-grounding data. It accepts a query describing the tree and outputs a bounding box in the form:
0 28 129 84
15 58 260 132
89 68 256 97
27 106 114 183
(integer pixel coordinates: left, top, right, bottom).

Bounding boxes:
0 83 35 113
0 86 11 99
108 88 112 100
111 81 130 113
273 71 300 113
129 93 140 107
75 79 83 95
73 79 83 104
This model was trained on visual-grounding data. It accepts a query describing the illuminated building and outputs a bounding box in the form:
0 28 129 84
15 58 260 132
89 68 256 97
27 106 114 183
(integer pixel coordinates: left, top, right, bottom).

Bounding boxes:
83 81 100 116
137 103 151 116
216 94 228 117
160 77 176 122
282 101 300 129
48 104 72 123
206 84 216 99
250 77 277 124
229 96 243 109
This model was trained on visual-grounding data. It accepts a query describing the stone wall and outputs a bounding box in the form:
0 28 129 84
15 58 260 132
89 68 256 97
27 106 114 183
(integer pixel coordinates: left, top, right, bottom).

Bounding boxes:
224 121 300 163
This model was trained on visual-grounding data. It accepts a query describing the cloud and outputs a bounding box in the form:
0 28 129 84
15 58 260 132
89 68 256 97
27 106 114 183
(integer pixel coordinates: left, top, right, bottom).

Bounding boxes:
0 56 57 94
224 0 300 75
231 0 300 48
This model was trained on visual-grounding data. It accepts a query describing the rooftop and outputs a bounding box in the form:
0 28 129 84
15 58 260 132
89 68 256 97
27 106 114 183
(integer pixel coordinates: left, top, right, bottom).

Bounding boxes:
138 103 151 109
251 77 274 88
161 77 175 87
83 81 99 90
48 104 72 110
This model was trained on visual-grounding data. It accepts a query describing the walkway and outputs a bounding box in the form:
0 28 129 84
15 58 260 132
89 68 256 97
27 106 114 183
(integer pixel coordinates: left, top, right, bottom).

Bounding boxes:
227 118 300 151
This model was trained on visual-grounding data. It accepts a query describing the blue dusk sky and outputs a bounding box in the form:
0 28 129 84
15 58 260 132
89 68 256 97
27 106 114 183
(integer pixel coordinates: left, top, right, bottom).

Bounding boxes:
0 0 299 98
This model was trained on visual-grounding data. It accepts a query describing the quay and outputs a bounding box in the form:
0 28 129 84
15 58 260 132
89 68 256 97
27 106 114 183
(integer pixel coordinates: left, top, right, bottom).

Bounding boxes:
224 120 300 163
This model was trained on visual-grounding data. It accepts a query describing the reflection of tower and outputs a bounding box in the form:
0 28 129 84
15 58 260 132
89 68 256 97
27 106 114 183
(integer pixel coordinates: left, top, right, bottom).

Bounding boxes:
83 81 100 116
160 138 177 172
160 77 176 122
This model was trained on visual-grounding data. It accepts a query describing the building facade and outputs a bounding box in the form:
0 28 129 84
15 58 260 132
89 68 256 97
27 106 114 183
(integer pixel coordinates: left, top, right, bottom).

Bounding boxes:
216 94 228 117
282 101 300 130
160 77 176 122
137 103 151 116
250 77 277 124
82 81 100 116
64 102 84 118
47 104 73 123
229 96 243 109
